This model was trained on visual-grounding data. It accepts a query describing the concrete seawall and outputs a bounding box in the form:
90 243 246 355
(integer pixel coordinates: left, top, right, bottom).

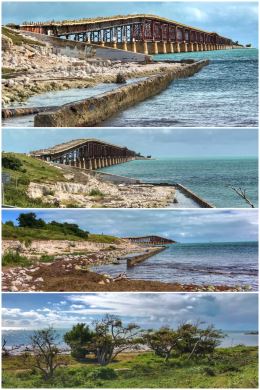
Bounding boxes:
34 60 209 127
175 183 214 208
126 247 166 267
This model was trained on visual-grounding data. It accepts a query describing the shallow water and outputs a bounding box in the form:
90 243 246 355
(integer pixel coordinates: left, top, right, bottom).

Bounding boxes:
2 78 145 127
92 242 258 290
102 49 258 127
2 328 258 349
98 157 258 208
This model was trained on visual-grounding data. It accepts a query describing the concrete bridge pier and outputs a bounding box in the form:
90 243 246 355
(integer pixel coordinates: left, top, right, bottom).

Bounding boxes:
180 41 188 52
193 42 199 52
174 42 181 53
130 40 137 53
150 41 158 54
167 42 174 53
188 42 194 52
157 41 167 54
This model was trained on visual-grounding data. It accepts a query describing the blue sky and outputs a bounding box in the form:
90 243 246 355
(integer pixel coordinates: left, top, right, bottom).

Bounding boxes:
2 1 258 46
2 209 258 243
2 128 258 158
2 292 258 331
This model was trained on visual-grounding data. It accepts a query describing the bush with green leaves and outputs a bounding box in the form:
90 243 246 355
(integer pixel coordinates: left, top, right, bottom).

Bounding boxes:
64 323 95 360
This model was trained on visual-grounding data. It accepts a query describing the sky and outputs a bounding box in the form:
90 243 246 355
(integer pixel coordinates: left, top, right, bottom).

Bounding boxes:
2 209 258 243
2 1 258 47
2 292 258 331
2 128 258 158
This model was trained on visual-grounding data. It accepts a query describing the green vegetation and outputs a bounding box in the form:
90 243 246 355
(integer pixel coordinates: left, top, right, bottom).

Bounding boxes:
2 317 258 389
2 27 45 46
2 251 32 267
89 188 105 197
2 153 66 207
2 212 120 244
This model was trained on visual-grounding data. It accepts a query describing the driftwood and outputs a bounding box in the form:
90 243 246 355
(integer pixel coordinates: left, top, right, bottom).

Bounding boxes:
230 187 255 208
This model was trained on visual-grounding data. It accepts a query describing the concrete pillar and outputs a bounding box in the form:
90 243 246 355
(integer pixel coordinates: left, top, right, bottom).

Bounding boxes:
180 42 188 52
92 159 97 170
193 43 199 52
131 40 136 53
199 43 204 51
203 43 207 51
99 41 105 47
112 41 117 49
167 42 174 53
174 42 180 53
188 42 194 52
80 159 85 169
76 160 80 168
150 41 158 55
122 41 127 51
157 41 167 54
142 40 148 55
87 159 92 170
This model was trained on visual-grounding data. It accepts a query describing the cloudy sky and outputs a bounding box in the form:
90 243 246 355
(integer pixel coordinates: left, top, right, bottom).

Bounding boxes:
3 128 258 158
2 292 258 331
2 209 258 243
2 1 258 46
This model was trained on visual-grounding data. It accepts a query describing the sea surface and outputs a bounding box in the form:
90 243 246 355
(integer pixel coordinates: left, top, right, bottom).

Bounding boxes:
2 328 258 349
2 78 146 127
92 242 258 290
98 157 258 208
102 49 258 127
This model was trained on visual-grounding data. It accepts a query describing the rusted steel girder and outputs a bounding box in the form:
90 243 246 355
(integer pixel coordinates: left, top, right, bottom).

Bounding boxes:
20 15 233 45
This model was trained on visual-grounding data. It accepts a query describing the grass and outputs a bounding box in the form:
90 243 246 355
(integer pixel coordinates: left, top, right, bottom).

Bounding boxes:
2 153 65 207
2 27 45 46
2 347 258 388
2 225 120 244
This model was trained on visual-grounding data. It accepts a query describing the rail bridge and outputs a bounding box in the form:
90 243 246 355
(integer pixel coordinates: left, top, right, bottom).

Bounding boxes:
30 138 139 170
125 235 176 245
20 14 234 55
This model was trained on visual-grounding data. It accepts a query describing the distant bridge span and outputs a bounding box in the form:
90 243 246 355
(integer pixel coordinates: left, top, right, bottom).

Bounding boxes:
20 14 234 55
125 235 176 245
30 138 140 170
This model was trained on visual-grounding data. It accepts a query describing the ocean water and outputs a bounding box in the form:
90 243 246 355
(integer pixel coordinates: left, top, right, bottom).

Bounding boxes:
92 242 258 290
98 157 258 208
2 78 146 127
2 328 258 349
102 49 258 127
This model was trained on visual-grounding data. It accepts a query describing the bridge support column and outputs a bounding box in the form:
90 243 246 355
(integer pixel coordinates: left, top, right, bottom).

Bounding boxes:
86 159 92 170
92 159 97 170
99 41 105 47
193 43 199 51
157 41 167 54
187 42 194 52
80 159 85 169
150 41 158 55
180 41 188 52
167 42 174 53
123 41 128 51
142 40 148 54
130 40 136 53
112 41 117 49
75 160 80 168
199 43 204 51
174 42 181 53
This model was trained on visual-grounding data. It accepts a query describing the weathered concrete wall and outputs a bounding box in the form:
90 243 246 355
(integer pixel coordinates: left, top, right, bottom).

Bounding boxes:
176 183 214 208
34 60 209 127
20 30 150 62
127 247 166 267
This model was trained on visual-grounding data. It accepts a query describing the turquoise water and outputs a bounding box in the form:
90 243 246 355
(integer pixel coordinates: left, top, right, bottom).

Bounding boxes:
2 328 258 349
98 157 258 208
92 242 258 290
102 49 258 127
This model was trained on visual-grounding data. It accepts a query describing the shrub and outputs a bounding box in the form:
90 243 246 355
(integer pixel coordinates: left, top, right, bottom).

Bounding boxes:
2 155 23 171
2 251 31 266
89 188 104 197
88 367 118 380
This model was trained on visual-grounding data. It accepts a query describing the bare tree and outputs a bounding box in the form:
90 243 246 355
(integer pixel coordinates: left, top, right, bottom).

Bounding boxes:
2 339 22 357
230 187 255 208
24 327 66 380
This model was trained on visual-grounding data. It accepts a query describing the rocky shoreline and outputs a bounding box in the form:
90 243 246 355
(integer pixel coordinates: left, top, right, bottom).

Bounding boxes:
2 240 251 292
2 30 188 107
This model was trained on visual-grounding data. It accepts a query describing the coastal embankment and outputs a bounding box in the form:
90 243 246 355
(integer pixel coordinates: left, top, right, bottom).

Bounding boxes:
2 238 248 292
34 60 209 127
126 247 166 267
